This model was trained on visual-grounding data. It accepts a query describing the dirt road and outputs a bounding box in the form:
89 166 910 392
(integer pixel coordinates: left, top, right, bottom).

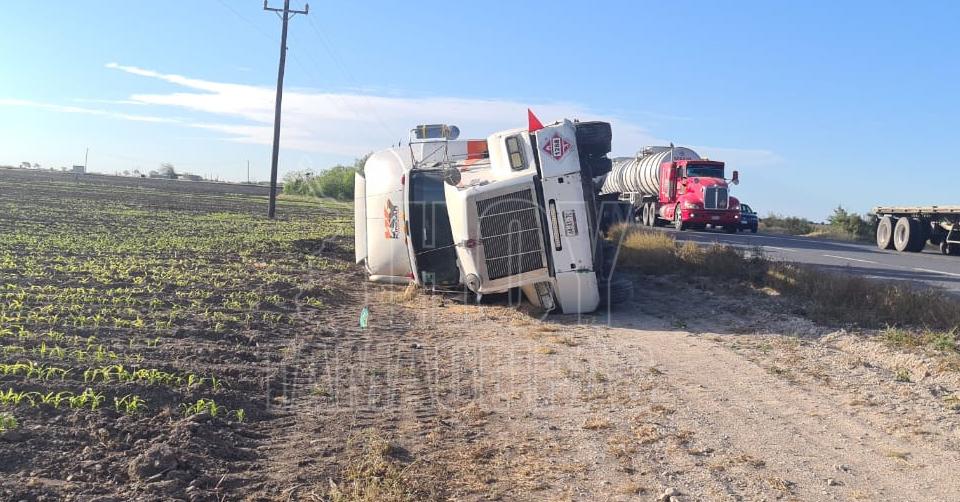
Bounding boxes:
282 275 960 501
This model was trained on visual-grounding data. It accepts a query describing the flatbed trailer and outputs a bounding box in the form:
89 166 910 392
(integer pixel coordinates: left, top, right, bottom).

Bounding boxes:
873 206 960 256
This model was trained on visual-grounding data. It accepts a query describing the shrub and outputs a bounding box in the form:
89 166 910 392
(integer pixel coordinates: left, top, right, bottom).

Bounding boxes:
827 205 876 241
760 214 814 235
283 154 370 202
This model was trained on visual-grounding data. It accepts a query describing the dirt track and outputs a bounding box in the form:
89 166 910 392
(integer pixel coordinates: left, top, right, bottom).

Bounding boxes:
248 275 960 501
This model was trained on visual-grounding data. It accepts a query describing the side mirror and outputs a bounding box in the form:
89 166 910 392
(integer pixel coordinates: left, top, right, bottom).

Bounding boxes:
731 170 740 185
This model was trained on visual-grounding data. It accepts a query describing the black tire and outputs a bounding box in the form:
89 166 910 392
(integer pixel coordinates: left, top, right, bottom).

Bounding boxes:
574 121 612 156
876 216 896 250
649 204 660 226
581 154 612 178
893 217 912 252
673 205 685 231
599 241 617 278
750 224 758 234
641 204 650 227
941 241 959 256
908 218 928 252
599 277 633 306
894 217 924 252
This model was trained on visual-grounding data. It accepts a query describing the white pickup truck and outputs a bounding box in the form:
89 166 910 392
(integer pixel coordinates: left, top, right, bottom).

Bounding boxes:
354 117 628 314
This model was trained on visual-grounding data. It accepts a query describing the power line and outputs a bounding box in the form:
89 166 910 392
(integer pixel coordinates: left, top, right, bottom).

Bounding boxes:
264 0 309 219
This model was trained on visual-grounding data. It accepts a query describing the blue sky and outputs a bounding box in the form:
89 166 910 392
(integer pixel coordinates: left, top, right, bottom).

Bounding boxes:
1 1 958 220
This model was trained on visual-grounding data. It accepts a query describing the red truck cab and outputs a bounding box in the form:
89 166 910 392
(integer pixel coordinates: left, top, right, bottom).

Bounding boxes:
660 159 740 231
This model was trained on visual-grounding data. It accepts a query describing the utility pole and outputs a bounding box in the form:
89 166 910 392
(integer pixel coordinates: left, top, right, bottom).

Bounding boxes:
84 148 89 171
247 160 251 183
264 0 308 219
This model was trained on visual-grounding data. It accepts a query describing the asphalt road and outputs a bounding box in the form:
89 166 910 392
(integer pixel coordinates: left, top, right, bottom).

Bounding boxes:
656 228 960 295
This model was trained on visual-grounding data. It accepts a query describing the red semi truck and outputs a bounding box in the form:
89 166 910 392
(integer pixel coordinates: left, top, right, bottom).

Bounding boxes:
599 146 741 232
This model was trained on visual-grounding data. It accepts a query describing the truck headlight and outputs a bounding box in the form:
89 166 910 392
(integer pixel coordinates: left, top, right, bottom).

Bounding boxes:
465 273 481 293
683 201 702 209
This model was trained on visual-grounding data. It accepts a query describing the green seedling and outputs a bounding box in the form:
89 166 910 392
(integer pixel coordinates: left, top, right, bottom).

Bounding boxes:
114 394 147 415
0 412 18 432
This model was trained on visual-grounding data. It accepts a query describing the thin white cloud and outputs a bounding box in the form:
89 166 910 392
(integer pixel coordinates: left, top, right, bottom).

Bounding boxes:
0 98 180 124
3 63 782 168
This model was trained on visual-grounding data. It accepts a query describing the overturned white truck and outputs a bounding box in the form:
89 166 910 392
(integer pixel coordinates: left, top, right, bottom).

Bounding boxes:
354 116 630 313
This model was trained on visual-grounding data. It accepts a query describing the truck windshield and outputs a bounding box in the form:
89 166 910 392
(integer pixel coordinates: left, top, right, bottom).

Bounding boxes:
685 164 724 179
409 170 459 285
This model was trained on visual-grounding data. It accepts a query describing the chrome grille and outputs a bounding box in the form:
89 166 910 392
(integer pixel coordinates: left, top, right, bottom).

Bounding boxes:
475 189 545 280
704 187 729 209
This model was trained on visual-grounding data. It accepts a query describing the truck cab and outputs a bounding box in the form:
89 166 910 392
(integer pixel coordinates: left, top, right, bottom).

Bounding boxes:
663 159 741 231
355 118 616 314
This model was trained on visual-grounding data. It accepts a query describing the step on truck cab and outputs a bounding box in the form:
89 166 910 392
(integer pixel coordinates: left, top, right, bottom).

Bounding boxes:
355 116 619 314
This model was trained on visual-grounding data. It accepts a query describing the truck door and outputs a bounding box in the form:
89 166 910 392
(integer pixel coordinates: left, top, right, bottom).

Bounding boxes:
659 163 677 204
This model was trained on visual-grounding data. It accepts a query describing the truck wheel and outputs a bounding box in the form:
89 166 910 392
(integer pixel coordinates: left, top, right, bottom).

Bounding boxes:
750 224 758 234
893 217 912 252
908 218 928 252
876 216 896 250
650 205 661 227
581 154 612 178
673 205 685 231
599 277 633 306
941 241 959 256
641 204 650 226
894 217 924 252
574 121 612 156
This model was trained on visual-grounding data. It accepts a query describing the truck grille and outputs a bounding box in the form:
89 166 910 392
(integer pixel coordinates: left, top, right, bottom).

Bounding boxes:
475 189 545 280
704 187 729 209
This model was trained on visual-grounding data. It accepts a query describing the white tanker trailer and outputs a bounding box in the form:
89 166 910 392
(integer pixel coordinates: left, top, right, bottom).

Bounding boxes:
599 146 741 231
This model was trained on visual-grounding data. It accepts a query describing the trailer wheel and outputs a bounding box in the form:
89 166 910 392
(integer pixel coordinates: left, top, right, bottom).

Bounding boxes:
673 205 686 231
640 204 649 226
909 218 928 252
876 216 896 250
893 217 913 252
599 277 633 306
894 217 925 252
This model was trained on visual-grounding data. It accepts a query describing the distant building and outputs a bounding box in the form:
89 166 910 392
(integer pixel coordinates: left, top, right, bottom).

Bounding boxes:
71 165 86 174
179 174 203 182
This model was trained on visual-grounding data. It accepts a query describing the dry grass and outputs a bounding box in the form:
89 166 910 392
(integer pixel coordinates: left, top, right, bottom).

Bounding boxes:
381 283 420 304
328 430 417 502
883 449 911 461
546 335 579 347
582 416 613 430
609 224 960 329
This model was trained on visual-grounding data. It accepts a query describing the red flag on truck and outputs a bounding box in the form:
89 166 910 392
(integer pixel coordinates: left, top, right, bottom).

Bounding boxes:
527 109 544 132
